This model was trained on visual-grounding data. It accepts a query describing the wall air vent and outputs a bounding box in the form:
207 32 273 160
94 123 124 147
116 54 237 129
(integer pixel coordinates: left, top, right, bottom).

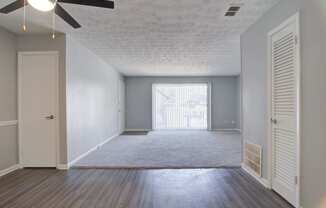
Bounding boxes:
229 6 241 12
225 11 236 16
225 5 241 17
244 141 262 177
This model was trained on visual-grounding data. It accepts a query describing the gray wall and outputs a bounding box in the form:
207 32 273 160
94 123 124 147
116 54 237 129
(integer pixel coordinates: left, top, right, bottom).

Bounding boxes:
125 76 240 130
236 76 241 130
0 27 18 171
17 34 68 164
66 36 124 163
241 0 326 207
0 30 68 169
0 32 123 167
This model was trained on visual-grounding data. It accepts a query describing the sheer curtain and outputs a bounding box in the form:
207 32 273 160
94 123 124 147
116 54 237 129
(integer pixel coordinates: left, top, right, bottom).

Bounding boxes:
153 84 208 130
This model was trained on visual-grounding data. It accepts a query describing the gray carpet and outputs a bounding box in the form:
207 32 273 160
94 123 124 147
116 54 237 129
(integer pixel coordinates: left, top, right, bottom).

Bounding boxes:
73 131 242 168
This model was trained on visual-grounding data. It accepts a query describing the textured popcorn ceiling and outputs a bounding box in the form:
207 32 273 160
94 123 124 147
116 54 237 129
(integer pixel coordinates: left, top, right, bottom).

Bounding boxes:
0 0 279 76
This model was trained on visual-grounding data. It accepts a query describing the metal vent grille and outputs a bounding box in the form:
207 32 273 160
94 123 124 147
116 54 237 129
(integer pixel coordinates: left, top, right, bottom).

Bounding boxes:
225 5 241 16
225 11 236 16
244 141 262 177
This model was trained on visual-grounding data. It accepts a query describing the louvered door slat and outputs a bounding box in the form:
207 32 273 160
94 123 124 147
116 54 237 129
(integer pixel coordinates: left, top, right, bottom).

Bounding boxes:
270 14 299 207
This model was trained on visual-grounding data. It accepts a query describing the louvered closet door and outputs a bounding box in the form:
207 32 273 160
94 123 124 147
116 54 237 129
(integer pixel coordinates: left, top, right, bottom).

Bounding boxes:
270 16 299 207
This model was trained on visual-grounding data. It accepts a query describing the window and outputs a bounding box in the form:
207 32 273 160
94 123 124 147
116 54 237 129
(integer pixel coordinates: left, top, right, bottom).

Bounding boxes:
153 84 208 130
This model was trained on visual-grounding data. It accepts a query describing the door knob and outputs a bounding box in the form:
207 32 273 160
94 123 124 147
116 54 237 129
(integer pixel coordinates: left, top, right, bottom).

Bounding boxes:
271 118 277 124
45 115 55 120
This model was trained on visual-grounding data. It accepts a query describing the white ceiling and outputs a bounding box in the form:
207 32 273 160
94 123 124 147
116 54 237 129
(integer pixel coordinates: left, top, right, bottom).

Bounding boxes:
0 0 279 76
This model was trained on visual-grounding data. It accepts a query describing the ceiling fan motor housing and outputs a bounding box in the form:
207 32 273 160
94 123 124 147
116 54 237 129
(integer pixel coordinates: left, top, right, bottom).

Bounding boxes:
27 0 58 12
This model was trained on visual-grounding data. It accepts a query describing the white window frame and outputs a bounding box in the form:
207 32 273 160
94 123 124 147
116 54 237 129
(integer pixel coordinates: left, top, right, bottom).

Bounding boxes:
152 83 211 130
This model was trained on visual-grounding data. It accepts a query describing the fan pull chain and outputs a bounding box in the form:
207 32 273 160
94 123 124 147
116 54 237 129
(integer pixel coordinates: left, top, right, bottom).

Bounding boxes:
22 0 26 31
52 8 55 39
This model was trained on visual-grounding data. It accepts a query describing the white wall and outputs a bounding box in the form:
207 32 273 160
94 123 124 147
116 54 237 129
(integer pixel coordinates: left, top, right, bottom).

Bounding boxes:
241 0 326 207
66 36 124 163
0 27 18 171
125 76 240 130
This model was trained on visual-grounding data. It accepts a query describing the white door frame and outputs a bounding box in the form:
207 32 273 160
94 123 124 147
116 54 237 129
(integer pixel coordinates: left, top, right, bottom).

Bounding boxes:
152 83 212 130
118 78 125 134
266 13 301 208
18 51 60 168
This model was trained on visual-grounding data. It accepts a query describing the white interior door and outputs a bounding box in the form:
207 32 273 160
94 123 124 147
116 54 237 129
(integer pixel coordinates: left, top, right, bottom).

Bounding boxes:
118 78 125 133
269 14 300 207
153 83 208 130
18 52 58 167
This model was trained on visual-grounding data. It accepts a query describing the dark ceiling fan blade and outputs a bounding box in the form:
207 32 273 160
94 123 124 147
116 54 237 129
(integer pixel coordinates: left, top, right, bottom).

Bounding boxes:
58 0 114 9
0 0 26 14
55 4 81 29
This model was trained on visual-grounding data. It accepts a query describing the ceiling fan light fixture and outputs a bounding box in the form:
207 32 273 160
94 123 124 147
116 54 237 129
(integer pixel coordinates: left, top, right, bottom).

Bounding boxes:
27 0 57 12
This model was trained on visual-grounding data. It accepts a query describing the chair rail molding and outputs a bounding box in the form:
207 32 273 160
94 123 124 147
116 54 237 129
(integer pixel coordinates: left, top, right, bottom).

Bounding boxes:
0 120 18 127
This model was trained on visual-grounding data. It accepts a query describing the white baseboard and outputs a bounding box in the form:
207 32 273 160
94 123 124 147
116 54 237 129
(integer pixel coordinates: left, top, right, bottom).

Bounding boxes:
68 133 119 168
98 133 118 147
125 129 242 132
212 129 242 133
241 163 271 189
68 145 98 168
124 129 152 132
56 164 69 170
0 164 21 177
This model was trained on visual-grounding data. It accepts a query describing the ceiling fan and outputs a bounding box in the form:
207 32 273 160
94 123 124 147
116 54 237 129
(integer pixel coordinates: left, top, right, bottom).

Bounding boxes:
0 0 115 29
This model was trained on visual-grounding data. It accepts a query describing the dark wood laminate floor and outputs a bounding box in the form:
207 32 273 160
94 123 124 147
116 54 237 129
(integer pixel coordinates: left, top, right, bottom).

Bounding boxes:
0 168 293 208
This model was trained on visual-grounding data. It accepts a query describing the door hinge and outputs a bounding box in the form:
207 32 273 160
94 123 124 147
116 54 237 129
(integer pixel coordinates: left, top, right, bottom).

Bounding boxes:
294 176 298 185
